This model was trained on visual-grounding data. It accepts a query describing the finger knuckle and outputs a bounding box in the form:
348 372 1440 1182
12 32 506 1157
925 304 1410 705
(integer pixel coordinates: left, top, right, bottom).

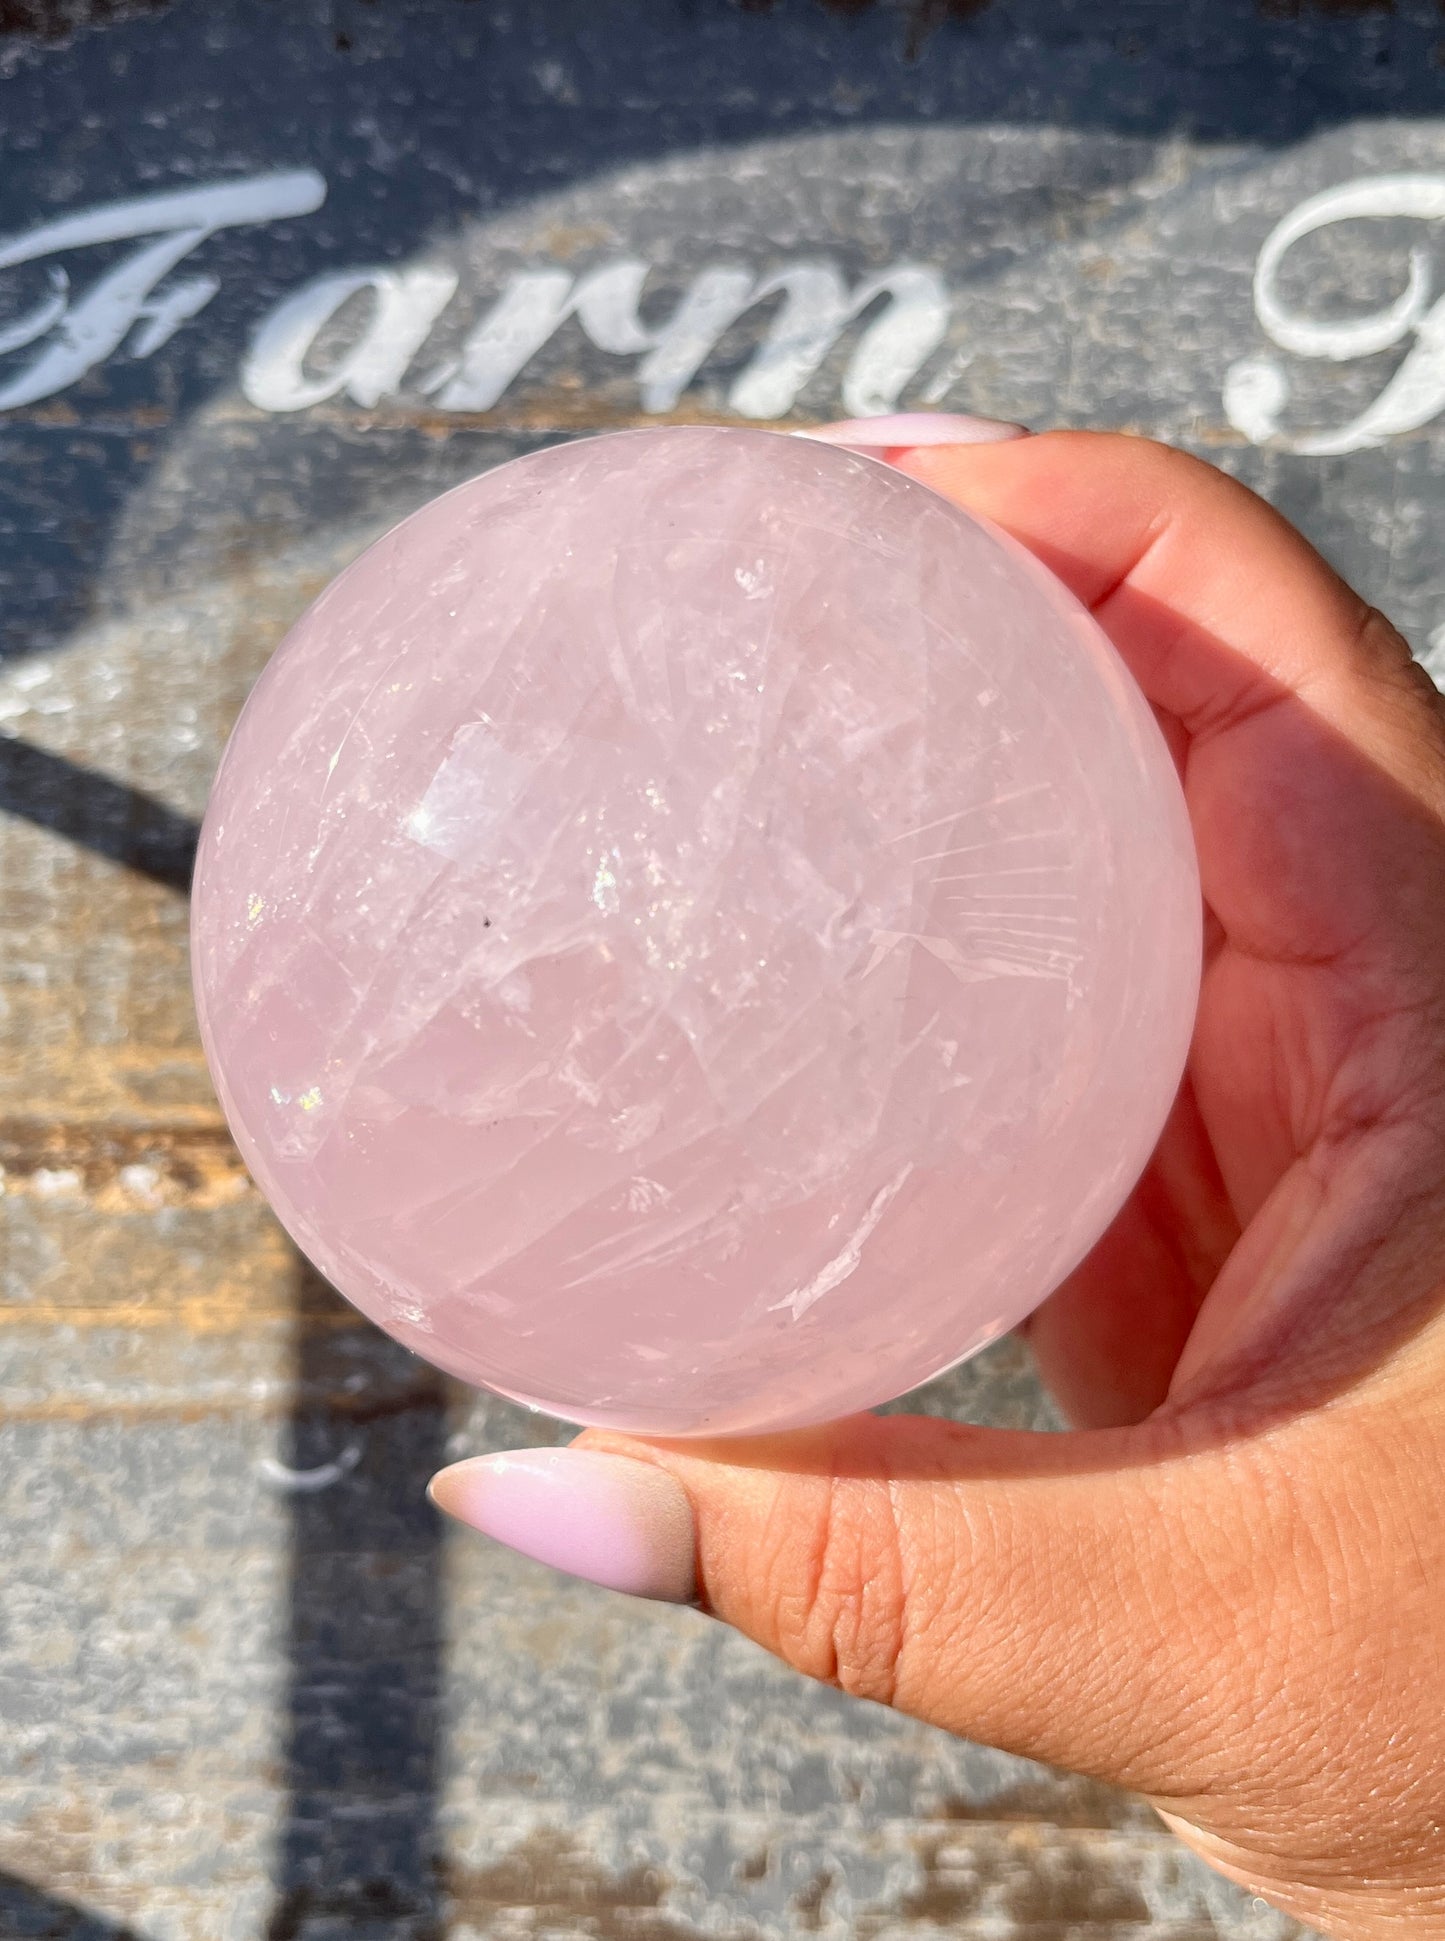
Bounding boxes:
764 1475 909 1707
1350 600 1416 676
1351 603 1445 733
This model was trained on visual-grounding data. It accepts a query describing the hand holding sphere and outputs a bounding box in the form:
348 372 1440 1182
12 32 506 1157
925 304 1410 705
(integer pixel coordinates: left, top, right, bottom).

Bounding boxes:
191 425 1199 1434
192 422 1445 1936
422 429 1445 1941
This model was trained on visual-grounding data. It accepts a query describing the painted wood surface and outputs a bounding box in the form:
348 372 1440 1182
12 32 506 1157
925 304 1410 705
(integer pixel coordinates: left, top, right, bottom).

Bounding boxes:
4 2 1444 1932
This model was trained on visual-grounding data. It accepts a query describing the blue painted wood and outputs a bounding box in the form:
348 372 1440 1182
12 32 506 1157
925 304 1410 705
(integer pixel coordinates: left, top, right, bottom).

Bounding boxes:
4 3 1441 1931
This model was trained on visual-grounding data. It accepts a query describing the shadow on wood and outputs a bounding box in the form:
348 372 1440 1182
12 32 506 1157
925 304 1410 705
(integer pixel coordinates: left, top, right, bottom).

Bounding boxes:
0 1872 149 1940
265 1261 449 1941
0 737 198 893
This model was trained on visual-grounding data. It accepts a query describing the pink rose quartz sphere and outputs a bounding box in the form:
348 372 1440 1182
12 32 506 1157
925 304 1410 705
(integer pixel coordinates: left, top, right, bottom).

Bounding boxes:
191 426 1200 1437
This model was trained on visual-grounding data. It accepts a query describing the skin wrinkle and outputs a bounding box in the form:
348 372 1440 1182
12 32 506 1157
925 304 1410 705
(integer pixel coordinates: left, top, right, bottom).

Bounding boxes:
1080 502 1175 626
825 1471 904 1708
1092 1470 1298 1801
892 1469 947 1714
1195 951 1407 1213
762 1465 835 1686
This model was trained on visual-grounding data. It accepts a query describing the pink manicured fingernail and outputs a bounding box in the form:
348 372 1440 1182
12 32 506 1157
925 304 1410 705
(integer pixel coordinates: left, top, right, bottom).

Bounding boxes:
428 1447 696 1603
795 412 1029 453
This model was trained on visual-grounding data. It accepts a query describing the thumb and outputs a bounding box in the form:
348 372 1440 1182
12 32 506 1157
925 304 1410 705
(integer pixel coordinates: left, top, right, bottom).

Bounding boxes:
431 1406 1273 1803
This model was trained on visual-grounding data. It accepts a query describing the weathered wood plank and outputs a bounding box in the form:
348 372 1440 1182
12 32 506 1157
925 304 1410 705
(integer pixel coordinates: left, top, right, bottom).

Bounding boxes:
9 0 1443 1932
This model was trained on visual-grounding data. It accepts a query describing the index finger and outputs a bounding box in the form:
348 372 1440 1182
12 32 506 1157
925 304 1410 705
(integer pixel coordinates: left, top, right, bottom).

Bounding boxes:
895 430 1437 779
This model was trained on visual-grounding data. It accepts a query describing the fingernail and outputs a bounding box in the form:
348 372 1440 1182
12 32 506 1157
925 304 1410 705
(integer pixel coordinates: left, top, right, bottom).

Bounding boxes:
428 1447 696 1603
795 412 1029 453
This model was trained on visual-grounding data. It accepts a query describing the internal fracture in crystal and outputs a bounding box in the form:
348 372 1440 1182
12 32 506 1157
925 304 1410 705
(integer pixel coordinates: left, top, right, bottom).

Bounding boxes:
191 426 1201 1436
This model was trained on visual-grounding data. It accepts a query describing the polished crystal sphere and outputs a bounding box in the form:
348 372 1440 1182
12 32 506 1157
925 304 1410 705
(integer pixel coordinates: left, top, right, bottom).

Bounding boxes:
191 426 1200 1436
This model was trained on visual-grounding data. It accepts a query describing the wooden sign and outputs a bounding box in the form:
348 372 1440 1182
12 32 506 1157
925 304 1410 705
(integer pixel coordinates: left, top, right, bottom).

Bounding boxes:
2 2 1440 1934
